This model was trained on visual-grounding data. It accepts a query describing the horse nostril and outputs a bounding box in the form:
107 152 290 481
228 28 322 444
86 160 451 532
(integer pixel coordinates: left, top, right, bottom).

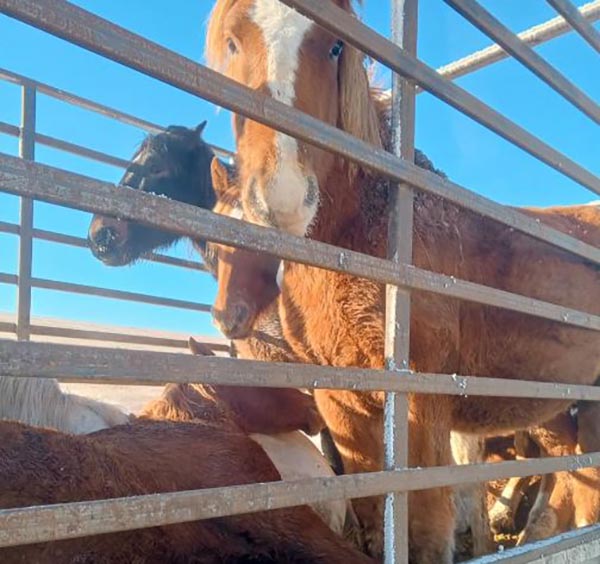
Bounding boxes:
92 226 119 252
213 304 252 338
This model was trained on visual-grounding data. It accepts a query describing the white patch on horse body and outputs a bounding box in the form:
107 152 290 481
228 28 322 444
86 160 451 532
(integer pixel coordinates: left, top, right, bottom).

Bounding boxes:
276 261 284 290
251 1 318 236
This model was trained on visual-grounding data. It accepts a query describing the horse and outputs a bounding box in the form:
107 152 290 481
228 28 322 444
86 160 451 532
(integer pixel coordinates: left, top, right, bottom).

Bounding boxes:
0 384 374 563
0 376 130 434
206 3 600 561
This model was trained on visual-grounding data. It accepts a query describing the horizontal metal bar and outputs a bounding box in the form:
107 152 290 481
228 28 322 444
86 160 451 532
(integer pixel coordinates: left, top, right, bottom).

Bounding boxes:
0 120 19 137
0 220 19 235
443 0 600 124
435 0 600 81
0 448 598 549
32 227 206 272
1 155 599 332
1 2 599 268
0 67 235 161
0 272 18 285
0 321 15 334
2 340 600 401
30 276 212 313
547 0 600 53
474 524 600 563
0 312 230 352
281 0 600 196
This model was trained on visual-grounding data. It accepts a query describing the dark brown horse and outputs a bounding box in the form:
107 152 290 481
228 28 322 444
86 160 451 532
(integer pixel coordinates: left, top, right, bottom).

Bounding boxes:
207 3 600 561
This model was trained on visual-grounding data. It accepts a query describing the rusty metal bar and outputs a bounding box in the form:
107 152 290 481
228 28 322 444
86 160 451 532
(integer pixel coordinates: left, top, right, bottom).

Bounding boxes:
15 85 35 341
443 0 600 124
30 276 212 313
0 448 599 549
547 0 600 53
435 0 600 81
0 66 235 161
2 155 599 332
2 340 600 401
1 1 599 268
383 1 417 561
280 0 600 196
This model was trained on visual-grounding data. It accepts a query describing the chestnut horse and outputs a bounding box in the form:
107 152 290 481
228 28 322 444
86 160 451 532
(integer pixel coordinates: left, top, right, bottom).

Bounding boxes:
207 3 600 561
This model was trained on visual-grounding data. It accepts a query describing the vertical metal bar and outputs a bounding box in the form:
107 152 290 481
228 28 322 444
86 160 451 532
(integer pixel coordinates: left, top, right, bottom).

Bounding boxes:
16 85 36 341
384 1 418 563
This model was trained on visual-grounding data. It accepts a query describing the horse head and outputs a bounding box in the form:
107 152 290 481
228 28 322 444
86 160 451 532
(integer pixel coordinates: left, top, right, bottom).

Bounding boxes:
206 0 381 238
88 122 215 265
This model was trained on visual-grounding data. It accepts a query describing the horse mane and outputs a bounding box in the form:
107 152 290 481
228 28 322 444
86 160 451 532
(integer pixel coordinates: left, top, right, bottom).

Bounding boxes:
205 0 236 71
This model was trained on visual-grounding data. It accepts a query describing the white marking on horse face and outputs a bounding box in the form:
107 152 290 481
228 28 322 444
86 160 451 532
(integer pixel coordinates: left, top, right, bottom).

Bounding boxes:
251 0 319 236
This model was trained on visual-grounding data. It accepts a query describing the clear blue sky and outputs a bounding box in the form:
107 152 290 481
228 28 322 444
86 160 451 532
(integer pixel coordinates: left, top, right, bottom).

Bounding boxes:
0 1 598 338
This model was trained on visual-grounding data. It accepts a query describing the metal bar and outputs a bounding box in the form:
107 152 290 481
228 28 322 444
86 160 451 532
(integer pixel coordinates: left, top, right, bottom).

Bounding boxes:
15 85 35 341
0 120 19 137
435 0 600 81
473 524 600 563
0 450 599 549
2 155 599 332
547 0 600 53
0 220 19 235
279 0 600 196
2 340 600 400
0 273 18 285
443 0 600 124
1 0 600 262
0 66 235 160
384 1 416 562
32 227 206 272
30 276 212 313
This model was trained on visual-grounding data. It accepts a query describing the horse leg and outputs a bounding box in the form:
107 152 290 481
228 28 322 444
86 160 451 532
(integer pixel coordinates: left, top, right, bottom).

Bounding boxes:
572 401 600 529
489 431 537 534
408 394 455 564
313 389 384 557
518 411 578 544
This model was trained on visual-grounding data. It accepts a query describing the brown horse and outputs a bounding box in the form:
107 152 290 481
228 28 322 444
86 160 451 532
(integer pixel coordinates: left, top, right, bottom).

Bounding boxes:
0 388 373 563
206 3 600 561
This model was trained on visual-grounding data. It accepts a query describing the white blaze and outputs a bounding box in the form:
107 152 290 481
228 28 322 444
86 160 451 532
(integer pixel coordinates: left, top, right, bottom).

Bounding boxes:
252 0 318 235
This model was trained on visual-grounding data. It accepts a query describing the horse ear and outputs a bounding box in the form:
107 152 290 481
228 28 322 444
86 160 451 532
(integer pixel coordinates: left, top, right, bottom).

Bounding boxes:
210 157 231 198
188 337 216 356
195 121 208 137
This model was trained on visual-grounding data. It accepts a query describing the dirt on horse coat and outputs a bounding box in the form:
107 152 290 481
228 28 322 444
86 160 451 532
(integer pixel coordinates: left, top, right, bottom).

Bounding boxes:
206 2 600 561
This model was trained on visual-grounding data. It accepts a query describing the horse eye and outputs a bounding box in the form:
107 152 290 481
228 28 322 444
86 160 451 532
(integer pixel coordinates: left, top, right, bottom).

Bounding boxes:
227 37 238 55
329 40 344 60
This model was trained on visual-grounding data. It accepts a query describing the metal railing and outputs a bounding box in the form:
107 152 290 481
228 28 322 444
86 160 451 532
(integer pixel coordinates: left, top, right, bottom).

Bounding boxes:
0 1 599 563
0 67 232 352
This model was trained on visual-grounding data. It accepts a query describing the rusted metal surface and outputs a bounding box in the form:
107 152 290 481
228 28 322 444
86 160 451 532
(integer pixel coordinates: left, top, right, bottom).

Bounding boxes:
547 0 600 53
281 0 600 196
2 340 600 401
383 1 417 561
443 0 600 124
1 1 599 268
435 0 600 81
0 448 598 550
1 154 599 333
15 85 35 341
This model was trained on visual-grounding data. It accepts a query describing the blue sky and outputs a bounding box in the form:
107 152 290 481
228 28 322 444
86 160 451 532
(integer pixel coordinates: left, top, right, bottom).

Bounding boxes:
0 1 598 338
